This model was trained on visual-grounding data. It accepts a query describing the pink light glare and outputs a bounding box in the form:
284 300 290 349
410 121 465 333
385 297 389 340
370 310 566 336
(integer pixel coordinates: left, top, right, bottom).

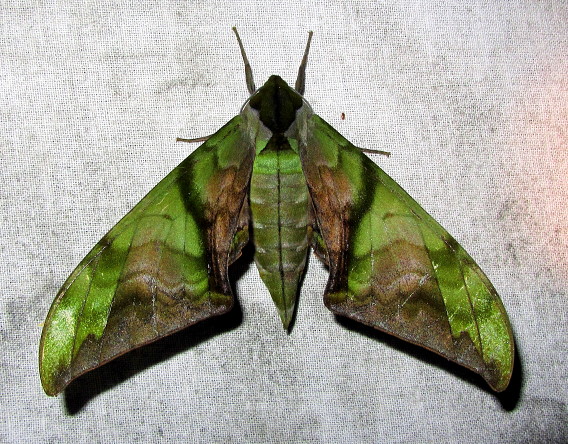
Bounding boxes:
507 61 568 284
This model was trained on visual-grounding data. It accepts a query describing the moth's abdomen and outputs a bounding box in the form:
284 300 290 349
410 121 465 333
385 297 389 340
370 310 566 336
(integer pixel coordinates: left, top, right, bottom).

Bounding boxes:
249 138 310 328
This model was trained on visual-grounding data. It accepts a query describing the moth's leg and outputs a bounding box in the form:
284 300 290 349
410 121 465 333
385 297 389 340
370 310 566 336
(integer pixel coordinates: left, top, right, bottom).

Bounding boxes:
176 135 211 143
356 146 391 157
307 195 329 267
228 198 251 264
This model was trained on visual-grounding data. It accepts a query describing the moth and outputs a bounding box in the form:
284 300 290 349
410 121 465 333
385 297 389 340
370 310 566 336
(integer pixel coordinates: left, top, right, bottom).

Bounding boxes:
40 28 514 396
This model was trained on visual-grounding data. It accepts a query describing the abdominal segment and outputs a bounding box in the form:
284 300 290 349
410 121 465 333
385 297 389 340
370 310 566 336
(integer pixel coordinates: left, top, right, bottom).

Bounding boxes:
249 136 310 328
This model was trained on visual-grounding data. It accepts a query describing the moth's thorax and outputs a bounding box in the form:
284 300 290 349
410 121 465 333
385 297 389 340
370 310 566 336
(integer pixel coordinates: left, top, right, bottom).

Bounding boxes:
240 75 313 148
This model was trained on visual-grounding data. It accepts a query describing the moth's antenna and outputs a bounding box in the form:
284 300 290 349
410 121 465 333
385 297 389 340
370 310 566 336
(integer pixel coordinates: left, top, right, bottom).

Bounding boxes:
232 27 256 95
295 31 313 96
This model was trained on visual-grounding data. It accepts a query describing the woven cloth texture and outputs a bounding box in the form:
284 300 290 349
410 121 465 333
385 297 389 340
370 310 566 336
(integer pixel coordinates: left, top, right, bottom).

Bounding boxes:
1 1 567 443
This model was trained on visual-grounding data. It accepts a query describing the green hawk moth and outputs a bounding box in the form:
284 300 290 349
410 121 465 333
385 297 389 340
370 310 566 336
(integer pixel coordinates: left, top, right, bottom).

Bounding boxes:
39 28 514 396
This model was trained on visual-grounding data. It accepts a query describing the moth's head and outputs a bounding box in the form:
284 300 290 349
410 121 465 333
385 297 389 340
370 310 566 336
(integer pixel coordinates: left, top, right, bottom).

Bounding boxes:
233 28 314 135
245 75 305 134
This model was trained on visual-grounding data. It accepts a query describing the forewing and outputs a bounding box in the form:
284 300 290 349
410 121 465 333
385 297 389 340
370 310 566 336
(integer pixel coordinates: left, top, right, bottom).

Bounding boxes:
300 115 514 392
40 116 254 395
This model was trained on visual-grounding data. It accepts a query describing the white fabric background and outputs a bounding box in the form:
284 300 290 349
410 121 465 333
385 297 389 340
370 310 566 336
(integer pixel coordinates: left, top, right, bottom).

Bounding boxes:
1 1 567 443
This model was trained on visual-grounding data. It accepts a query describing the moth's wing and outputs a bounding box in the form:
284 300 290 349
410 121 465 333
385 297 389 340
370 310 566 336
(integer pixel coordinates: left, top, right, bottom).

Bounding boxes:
300 115 514 392
40 116 254 396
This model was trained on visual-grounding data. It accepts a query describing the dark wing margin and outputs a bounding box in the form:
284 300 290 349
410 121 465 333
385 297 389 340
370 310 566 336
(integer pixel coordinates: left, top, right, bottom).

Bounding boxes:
40 116 254 396
300 114 514 392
